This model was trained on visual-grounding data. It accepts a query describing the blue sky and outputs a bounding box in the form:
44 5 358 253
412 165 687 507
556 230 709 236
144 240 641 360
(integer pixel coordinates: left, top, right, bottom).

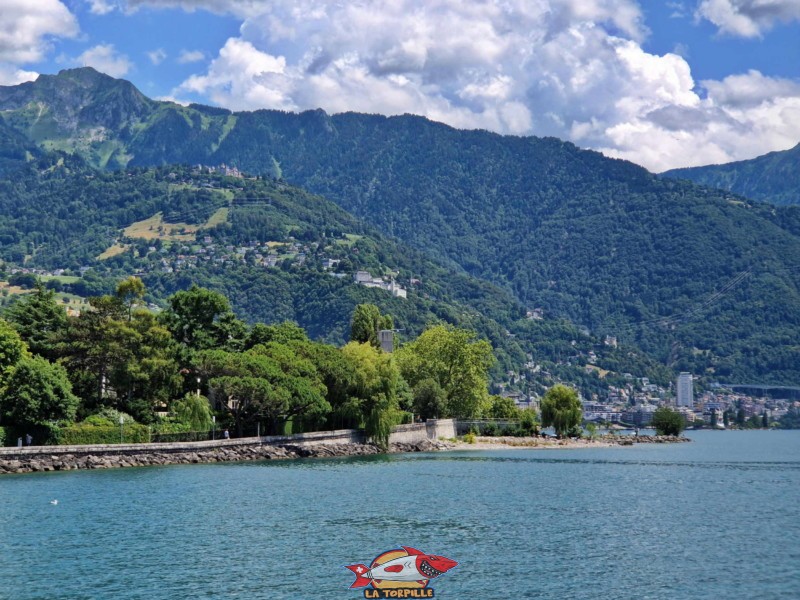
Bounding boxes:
0 0 798 172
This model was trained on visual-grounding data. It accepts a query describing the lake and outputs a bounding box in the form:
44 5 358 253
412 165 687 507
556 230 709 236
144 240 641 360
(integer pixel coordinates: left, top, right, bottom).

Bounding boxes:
1 430 798 599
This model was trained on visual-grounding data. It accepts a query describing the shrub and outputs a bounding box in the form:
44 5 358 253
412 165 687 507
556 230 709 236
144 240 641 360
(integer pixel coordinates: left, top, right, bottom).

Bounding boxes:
0 426 5 446
652 407 686 436
482 422 500 437
519 410 540 436
463 432 476 444
57 423 150 445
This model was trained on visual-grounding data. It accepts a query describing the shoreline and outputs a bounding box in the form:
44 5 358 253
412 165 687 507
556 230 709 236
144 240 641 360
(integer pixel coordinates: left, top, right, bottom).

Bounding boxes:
0 434 689 475
449 434 690 451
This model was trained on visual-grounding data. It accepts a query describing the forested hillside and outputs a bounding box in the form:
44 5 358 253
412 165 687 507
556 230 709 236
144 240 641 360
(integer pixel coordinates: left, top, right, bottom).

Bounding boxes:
2 68 800 383
0 153 669 397
662 143 800 206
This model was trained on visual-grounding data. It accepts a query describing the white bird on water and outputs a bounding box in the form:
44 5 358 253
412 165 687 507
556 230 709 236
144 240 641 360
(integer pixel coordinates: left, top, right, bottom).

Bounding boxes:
50 499 58 505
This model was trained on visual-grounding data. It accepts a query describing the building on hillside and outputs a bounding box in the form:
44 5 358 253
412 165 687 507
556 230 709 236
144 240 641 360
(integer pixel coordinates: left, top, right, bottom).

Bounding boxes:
677 372 694 407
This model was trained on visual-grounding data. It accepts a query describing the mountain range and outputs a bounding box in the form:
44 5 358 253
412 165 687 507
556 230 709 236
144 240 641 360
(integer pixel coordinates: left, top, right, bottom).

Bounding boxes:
2 67 800 385
663 143 800 206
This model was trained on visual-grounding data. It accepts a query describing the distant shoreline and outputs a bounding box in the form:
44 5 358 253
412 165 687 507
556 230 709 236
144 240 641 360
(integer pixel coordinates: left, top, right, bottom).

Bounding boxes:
449 435 690 451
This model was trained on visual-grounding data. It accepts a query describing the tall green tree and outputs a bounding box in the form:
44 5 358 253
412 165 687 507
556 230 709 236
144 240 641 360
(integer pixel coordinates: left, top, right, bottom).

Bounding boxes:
160 285 245 351
350 304 393 347
540 384 582 438
341 341 403 448
0 318 29 387
396 324 494 418
412 378 446 420
0 356 78 427
116 276 146 321
4 285 67 359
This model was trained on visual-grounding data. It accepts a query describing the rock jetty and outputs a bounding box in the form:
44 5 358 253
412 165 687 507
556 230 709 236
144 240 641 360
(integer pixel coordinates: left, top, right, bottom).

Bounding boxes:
0 439 454 475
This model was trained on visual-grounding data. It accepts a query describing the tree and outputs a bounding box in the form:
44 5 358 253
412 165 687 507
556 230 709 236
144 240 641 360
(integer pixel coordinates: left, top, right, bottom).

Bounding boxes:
413 378 446 420
540 384 582 438
196 345 329 435
171 393 213 431
246 321 308 349
0 356 78 427
0 318 30 387
652 406 686 436
160 285 244 351
350 304 393 347
341 341 403 448
4 285 67 359
396 325 494 419
116 276 146 321
488 395 519 419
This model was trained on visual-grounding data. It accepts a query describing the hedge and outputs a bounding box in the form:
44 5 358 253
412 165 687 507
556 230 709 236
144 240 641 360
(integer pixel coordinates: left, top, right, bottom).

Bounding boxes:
57 423 150 445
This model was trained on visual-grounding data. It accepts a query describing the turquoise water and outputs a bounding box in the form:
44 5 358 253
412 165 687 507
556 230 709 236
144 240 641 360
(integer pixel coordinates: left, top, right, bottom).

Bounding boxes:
1 430 798 599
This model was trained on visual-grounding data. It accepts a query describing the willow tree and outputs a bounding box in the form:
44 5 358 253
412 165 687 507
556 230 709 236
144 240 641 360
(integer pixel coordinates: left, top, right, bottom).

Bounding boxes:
540 384 582 438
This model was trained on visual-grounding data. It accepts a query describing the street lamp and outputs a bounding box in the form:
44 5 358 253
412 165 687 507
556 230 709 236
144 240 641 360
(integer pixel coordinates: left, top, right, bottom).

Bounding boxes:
119 415 124 444
212 415 216 441
196 376 201 397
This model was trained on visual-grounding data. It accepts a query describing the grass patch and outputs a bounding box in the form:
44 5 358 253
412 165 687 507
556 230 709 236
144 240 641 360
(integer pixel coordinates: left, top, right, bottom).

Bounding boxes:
124 213 200 242
97 243 129 260
123 206 230 243
336 234 363 247
205 207 229 228
39 274 81 284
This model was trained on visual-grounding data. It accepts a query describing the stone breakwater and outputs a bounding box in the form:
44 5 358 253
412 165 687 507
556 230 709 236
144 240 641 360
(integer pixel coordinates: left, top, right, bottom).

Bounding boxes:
0 439 454 475
614 435 691 446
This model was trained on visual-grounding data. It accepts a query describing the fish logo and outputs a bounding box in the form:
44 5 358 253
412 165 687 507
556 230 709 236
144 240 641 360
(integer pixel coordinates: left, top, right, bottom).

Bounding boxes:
345 546 458 598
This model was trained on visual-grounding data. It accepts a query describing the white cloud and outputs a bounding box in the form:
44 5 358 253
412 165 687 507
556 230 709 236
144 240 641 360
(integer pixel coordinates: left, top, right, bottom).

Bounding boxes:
100 1 800 171
0 0 79 63
177 49 205 64
75 44 133 77
147 48 167 65
87 0 117 14
696 0 800 37
0 66 39 86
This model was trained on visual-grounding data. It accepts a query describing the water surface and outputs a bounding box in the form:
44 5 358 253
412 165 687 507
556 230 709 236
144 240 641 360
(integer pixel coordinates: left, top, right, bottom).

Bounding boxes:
1 430 798 599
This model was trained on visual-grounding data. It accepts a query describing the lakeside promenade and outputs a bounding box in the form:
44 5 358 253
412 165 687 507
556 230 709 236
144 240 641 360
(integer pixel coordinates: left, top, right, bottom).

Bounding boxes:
0 419 688 475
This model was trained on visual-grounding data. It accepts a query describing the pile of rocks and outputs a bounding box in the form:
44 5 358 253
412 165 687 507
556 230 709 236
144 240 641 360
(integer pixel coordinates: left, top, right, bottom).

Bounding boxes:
0 439 453 475
614 435 691 446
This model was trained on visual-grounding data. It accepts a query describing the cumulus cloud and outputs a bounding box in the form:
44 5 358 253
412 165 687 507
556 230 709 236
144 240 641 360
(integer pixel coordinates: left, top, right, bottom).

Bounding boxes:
75 44 133 77
696 0 800 37
86 0 800 170
177 49 205 64
0 0 79 63
0 66 39 86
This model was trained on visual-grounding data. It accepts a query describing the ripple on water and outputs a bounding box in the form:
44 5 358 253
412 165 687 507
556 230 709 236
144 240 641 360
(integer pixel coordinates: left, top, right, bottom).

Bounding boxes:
0 430 798 599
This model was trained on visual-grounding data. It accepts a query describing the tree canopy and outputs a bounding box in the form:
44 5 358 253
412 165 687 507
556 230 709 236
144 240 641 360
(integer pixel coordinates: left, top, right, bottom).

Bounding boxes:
540 384 582 438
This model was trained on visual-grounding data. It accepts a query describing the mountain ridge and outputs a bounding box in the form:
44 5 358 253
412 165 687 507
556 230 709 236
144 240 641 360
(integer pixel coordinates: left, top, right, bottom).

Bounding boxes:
662 143 800 206
3 68 800 383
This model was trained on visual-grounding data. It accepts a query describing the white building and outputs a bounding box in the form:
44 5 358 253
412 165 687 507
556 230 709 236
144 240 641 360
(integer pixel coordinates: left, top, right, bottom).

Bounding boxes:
677 372 694 407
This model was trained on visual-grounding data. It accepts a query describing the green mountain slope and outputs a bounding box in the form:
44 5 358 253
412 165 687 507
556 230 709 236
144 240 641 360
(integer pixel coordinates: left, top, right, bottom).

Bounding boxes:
3 69 800 383
662 143 800 206
0 155 670 396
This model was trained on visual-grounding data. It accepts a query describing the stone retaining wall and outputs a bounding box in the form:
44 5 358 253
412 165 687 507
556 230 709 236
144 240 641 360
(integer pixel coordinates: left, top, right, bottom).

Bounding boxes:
0 420 458 475
0 439 455 475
